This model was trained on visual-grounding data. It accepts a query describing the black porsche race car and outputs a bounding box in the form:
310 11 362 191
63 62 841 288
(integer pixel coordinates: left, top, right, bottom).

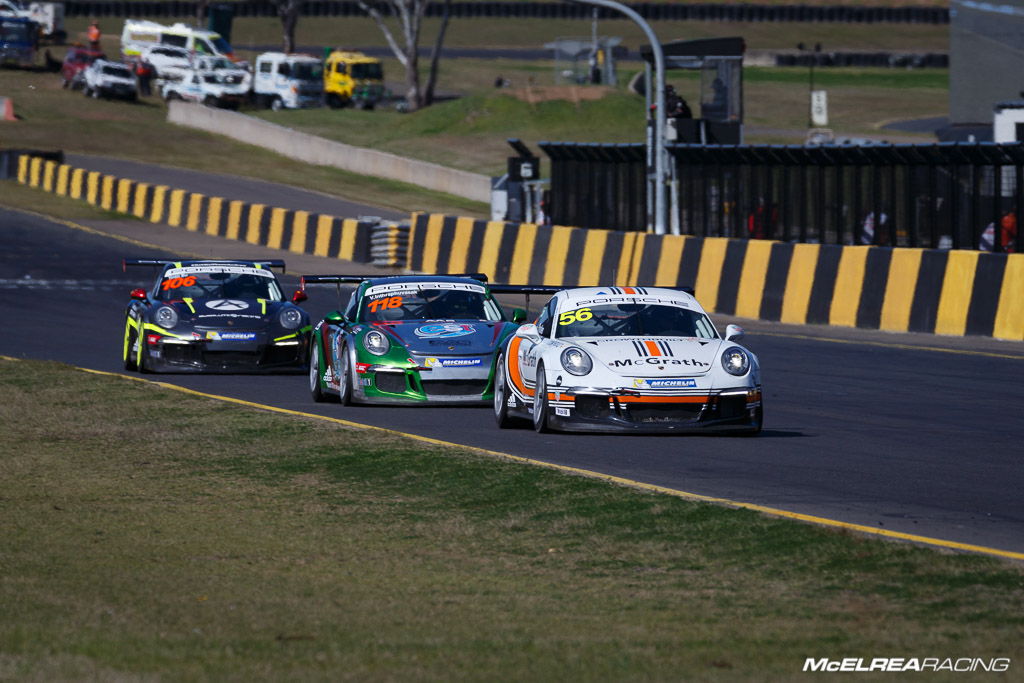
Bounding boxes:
121 258 311 373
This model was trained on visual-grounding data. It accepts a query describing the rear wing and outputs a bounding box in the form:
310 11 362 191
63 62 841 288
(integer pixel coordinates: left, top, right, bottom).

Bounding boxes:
301 273 490 289
488 285 562 296
123 258 287 272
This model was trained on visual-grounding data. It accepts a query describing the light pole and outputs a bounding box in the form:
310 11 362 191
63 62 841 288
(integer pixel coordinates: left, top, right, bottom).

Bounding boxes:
567 0 667 235
797 42 822 128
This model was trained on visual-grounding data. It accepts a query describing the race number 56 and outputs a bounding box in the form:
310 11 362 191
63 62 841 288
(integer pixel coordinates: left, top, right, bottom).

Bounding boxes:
558 307 592 325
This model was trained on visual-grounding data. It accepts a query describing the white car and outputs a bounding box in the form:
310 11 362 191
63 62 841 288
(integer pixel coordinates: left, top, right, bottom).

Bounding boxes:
194 55 250 90
162 66 247 109
494 286 763 434
81 59 138 101
140 44 192 79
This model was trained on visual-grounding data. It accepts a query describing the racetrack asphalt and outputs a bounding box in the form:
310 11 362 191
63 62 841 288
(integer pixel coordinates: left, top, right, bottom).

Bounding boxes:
3 184 1024 560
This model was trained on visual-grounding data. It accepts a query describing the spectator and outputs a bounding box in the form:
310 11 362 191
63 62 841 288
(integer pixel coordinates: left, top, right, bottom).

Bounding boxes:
664 84 692 119
87 21 101 51
979 211 1017 252
135 58 154 97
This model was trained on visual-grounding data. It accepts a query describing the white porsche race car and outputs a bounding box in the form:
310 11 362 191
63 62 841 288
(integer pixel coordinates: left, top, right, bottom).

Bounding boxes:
494 286 763 434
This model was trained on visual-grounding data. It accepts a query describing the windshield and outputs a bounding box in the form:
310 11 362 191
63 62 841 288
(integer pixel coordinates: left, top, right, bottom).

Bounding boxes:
211 36 232 54
351 62 382 80
293 62 322 80
555 303 718 339
102 65 131 77
156 265 283 302
359 282 502 322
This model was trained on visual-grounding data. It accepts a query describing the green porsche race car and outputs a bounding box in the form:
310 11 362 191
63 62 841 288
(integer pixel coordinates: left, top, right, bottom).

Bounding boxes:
302 273 556 405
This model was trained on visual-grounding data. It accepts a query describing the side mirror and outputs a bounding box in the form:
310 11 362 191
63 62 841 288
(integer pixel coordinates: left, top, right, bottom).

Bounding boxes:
511 308 527 324
292 289 307 304
130 287 148 301
324 310 346 325
725 324 745 341
515 323 541 340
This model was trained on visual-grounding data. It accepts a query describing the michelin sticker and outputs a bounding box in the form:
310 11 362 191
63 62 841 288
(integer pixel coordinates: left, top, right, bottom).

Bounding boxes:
633 378 697 389
206 331 257 341
425 357 482 368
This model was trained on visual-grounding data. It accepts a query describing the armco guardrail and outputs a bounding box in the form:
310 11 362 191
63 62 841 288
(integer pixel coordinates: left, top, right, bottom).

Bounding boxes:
166 102 491 204
407 213 1024 341
62 2 950 24
15 154 403 266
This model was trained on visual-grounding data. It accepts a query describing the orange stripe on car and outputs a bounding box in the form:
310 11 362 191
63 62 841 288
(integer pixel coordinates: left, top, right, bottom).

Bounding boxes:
506 336 534 397
643 340 661 356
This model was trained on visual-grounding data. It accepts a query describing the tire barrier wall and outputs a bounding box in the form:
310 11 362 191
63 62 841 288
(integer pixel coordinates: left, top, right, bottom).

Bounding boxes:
14 154 413 267
62 2 950 24
406 212 1024 341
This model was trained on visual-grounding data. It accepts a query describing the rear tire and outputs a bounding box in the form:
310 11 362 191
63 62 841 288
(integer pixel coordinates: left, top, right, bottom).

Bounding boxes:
532 363 551 433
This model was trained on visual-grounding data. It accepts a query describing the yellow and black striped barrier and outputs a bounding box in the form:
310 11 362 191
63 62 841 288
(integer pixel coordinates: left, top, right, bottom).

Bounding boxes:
17 155 1023 340
17 154 384 265
407 213 1024 341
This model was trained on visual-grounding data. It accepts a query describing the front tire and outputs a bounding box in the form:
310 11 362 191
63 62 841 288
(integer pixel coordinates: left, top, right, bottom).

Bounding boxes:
123 322 138 371
270 96 283 111
338 342 354 406
309 339 333 402
532 363 551 433
494 353 523 428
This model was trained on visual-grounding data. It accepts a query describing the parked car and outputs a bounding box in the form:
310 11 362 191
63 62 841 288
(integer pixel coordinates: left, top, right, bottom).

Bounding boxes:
60 46 104 89
139 44 190 79
161 64 246 109
81 59 137 100
494 286 764 434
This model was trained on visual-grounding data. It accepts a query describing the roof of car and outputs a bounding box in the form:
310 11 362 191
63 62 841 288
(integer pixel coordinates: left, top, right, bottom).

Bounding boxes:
557 286 703 309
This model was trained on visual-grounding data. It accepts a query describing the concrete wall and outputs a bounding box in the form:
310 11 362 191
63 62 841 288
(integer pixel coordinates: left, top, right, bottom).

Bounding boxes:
166 101 492 203
406 213 1024 341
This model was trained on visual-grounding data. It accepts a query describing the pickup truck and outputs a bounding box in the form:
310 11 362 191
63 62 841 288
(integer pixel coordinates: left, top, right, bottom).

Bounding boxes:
81 58 137 100
161 65 246 109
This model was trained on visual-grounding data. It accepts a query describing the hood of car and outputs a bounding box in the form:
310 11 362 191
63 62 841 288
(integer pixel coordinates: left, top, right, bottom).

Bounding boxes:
165 298 285 326
572 336 724 377
373 320 513 356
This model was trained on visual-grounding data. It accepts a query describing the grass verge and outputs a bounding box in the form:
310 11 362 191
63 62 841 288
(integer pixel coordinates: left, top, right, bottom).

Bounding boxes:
1 358 1021 680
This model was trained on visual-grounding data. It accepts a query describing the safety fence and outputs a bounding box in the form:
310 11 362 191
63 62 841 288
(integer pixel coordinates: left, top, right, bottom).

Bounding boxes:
61 1 950 23
406 212 1024 340
14 154 408 266
540 141 1024 255
15 154 1023 340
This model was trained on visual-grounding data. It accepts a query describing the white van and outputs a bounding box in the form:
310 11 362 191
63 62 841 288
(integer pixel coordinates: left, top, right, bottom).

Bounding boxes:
121 20 237 62
253 52 323 110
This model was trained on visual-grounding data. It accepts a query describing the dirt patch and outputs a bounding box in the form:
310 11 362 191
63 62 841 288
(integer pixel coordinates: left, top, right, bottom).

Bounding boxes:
506 85 615 105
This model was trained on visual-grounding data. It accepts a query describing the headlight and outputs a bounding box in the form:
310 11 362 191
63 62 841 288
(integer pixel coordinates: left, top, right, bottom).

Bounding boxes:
721 347 750 376
279 308 302 330
560 346 592 376
154 305 178 329
363 329 390 356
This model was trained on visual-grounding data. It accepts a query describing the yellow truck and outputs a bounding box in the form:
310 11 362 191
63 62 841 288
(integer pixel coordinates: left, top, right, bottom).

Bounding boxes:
323 49 385 110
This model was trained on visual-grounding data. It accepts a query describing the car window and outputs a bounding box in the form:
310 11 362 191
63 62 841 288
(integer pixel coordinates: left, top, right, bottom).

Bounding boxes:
161 34 187 48
358 283 501 323
535 299 555 337
555 303 718 339
156 267 284 302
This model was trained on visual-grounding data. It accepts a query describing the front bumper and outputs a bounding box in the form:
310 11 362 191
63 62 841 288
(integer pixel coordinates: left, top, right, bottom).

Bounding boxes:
540 387 762 434
145 336 307 373
353 356 494 405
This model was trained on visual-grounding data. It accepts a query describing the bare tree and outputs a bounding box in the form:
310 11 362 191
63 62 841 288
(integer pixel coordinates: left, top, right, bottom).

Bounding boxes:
271 0 304 54
356 0 452 111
